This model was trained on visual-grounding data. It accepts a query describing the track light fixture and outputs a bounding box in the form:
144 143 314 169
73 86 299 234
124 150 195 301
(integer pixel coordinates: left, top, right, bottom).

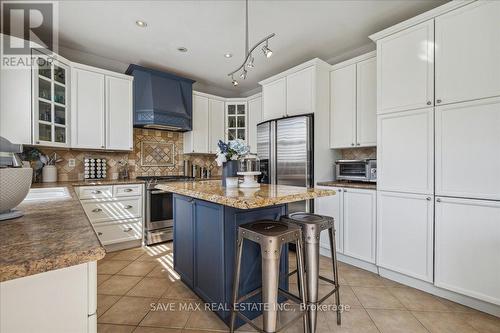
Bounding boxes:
227 0 275 85
262 41 273 58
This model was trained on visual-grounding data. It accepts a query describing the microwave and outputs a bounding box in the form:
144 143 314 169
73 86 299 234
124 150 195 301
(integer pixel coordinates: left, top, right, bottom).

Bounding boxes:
335 159 377 182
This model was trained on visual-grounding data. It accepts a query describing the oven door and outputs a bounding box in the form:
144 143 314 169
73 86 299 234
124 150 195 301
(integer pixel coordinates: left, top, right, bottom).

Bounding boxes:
146 189 174 231
335 160 369 181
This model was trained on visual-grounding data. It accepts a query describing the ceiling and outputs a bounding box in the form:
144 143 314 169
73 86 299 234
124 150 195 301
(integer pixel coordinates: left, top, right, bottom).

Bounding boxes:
57 0 448 97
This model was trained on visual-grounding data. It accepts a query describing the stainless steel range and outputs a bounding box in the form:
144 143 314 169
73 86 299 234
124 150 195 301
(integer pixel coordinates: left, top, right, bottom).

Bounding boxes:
137 175 195 245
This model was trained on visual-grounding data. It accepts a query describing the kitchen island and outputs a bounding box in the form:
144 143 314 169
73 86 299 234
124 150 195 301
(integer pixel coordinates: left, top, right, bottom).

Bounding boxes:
155 180 335 327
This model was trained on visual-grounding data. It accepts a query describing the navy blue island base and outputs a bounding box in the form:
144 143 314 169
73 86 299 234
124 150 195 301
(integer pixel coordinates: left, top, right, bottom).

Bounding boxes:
172 194 290 328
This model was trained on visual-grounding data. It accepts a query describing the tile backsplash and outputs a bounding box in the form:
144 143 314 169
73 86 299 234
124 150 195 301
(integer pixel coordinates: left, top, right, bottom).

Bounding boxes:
33 128 220 182
340 147 376 160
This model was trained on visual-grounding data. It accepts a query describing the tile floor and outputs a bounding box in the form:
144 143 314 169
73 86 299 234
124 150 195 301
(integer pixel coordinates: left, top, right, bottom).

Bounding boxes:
97 243 500 333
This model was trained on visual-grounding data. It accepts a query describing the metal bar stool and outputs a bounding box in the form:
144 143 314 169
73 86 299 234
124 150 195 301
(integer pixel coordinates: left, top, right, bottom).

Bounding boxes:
281 212 341 333
230 220 309 333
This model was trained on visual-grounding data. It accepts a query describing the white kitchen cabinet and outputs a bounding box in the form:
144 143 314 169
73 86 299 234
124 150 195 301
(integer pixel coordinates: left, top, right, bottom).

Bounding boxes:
435 197 500 305
286 67 314 117
208 99 225 153
106 76 133 150
0 35 32 144
71 68 105 149
225 101 247 141
247 94 262 153
0 262 97 333
377 191 433 282
330 64 356 149
184 94 209 153
435 1 500 106
343 188 376 264
435 97 500 201
356 57 377 146
330 53 376 149
32 51 71 147
262 78 287 121
377 20 434 114
377 108 434 194
315 186 343 254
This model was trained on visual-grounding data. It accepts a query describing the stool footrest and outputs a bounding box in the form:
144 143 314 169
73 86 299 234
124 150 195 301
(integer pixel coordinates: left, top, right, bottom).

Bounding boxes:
237 287 262 303
278 288 303 304
318 286 340 305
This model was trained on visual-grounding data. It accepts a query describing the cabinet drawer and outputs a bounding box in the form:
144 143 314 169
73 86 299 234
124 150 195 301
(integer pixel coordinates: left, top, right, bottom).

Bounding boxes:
113 184 143 197
82 197 142 223
77 186 113 200
94 220 142 245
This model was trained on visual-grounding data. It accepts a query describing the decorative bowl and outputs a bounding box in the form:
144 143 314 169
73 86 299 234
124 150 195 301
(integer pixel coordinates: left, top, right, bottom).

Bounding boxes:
0 168 33 220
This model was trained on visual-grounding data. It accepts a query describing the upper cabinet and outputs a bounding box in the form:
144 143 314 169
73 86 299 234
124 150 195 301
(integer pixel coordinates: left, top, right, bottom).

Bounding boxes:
105 76 133 150
71 63 133 151
32 51 71 147
208 99 225 154
262 78 286 121
247 94 262 153
184 92 226 154
286 67 314 117
330 52 376 149
184 93 209 154
260 59 330 121
376 20 434 114
435 1 500 106
71 67 105 149
225 101 247 141
0 35 32 145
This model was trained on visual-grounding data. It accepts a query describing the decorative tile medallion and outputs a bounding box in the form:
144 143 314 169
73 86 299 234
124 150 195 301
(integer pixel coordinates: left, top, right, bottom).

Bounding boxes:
140 141 175 167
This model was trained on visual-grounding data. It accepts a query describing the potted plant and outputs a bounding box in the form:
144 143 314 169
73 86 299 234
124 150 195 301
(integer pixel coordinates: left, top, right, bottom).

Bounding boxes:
215 139 250 187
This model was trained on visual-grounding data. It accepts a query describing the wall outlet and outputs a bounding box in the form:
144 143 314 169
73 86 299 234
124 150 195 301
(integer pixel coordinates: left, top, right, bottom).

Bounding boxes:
68 159 76 168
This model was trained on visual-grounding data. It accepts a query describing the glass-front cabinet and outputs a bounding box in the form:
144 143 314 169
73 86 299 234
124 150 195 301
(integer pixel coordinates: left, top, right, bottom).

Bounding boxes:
225 101 247 141
32 51 70 146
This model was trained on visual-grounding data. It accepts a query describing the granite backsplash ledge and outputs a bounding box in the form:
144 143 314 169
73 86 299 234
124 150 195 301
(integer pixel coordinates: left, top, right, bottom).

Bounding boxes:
32 128 221 182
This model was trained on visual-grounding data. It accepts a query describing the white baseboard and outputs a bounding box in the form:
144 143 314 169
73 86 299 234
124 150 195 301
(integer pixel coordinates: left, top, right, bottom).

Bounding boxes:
105 239 142 253
320 245 500 318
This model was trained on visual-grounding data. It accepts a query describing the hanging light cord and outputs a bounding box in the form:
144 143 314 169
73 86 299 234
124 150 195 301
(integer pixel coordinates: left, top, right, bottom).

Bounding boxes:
227 0 275 79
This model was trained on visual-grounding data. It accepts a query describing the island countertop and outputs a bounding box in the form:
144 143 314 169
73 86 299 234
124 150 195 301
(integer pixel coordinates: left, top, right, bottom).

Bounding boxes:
156 180 336 209
0 182 106 282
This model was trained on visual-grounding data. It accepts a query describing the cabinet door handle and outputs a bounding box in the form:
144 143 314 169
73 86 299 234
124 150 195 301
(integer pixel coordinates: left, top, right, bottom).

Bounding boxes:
343 189 347 192
124 205 133 209
97 232 103 236
426 197 431 201
338 189 342 192
92 208 102 213
351 143 354 146
427 101 432 105
436 99 442 104
123 227 133 232
91 190 102 194
356 143 360 146
436 198 441 202
124 188 133 192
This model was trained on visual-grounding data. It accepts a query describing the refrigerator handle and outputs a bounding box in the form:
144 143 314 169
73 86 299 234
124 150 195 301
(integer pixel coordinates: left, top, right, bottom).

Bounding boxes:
270 121 276 185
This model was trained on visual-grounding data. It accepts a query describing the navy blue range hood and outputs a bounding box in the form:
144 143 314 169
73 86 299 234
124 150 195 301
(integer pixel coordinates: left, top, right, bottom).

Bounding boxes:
126 64 195 132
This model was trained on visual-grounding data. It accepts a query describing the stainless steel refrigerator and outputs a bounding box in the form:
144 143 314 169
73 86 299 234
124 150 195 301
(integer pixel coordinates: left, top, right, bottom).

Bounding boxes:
257 115 313 213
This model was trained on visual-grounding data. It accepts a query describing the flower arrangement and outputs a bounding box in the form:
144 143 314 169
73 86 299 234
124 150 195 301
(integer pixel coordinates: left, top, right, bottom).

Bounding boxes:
215 139 250 166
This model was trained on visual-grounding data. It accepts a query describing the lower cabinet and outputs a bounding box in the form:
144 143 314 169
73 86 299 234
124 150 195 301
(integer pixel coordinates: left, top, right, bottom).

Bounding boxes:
435 197 500 305
377 191 434 282
316 186 376 264
315 186 343 253
0 262 97 333
173 195 195 286
343 188 377 263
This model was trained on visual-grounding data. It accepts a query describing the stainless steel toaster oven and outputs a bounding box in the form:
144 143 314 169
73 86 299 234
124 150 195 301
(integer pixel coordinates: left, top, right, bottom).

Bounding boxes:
335 159 377 182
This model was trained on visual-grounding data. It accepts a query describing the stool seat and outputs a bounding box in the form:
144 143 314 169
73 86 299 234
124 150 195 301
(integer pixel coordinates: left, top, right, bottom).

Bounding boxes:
282 213 334 243
240 221 301 246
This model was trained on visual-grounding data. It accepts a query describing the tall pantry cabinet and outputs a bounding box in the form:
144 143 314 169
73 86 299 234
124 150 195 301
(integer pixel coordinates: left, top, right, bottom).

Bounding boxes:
371 0 500 306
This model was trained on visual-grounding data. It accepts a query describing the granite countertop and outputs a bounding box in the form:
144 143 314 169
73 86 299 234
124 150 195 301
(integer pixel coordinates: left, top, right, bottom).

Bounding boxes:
0 182 108 282
317 180 377 190
156 180 336 210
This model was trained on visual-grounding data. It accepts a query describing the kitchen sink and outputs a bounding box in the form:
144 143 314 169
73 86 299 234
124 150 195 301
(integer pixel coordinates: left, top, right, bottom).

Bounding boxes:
24 187 71 201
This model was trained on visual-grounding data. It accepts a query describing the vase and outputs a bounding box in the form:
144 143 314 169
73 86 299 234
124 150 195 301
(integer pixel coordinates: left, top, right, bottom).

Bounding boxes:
42 165 57 183
222 160 239 187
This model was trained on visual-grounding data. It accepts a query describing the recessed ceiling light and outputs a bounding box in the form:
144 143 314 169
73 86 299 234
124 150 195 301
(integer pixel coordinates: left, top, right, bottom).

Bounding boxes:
135 20 147 28
177 47 188 53
224 53 233 58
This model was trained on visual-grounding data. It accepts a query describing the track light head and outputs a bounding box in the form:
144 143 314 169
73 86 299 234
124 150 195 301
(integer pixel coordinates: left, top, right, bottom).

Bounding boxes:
231 75 239 86
240 69 248 79
262 41 273 58
246 56 255 69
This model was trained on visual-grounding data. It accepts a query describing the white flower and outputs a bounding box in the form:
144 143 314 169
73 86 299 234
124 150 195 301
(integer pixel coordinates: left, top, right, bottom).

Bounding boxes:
230 154 238 160
215 153 227 166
